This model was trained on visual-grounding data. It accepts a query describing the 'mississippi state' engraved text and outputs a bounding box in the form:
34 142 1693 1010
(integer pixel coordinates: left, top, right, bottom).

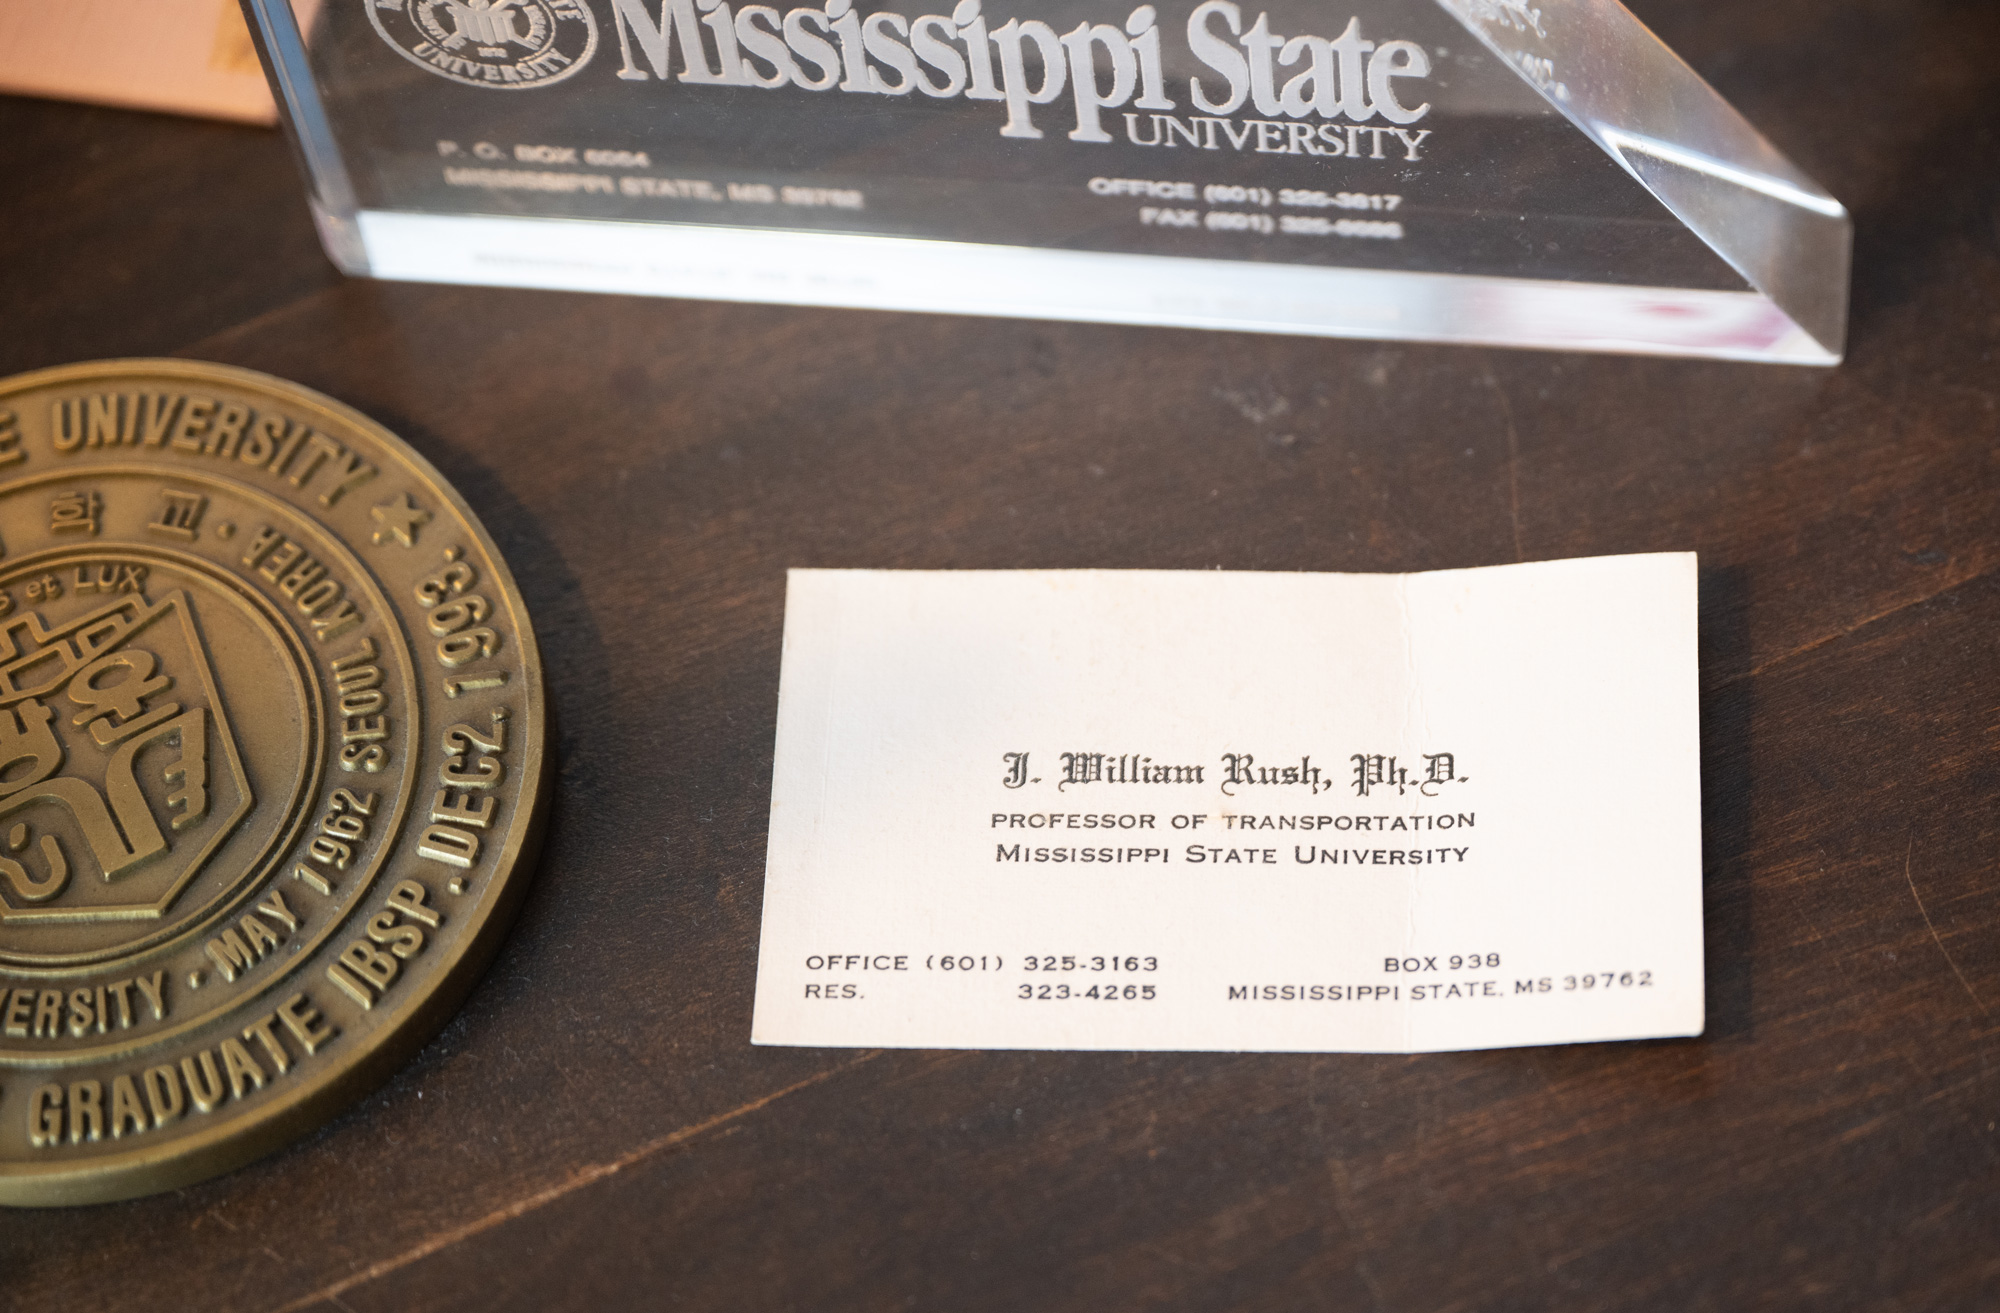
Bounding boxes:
608 0 1432 143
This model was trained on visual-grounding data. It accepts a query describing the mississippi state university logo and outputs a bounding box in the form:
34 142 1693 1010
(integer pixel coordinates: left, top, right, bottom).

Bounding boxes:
368 0 599 89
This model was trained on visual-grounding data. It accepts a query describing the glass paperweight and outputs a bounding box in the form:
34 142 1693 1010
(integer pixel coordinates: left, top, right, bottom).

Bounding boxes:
244 0 1851 362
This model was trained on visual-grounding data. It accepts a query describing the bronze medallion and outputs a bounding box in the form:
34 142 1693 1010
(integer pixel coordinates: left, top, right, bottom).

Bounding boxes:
0 360 545 1205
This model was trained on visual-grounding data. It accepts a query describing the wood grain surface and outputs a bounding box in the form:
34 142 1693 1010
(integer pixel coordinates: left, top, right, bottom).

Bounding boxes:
2 0 1998 1306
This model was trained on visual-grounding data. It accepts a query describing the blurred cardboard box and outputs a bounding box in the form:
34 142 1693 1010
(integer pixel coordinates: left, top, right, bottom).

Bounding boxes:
0 0 320 124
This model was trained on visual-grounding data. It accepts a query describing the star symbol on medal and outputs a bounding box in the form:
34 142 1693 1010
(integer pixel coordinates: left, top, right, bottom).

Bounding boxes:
371 492 432 547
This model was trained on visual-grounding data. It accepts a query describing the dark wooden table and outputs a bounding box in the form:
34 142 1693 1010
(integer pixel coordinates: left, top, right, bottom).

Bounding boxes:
4 1 1998 1307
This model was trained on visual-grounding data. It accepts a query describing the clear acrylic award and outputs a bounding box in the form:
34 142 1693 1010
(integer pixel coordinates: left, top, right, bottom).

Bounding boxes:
244 0 1851 362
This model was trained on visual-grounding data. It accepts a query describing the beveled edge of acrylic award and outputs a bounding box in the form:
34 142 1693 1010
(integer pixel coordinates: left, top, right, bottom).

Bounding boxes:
1435 0 1851 361
352 210 1840 364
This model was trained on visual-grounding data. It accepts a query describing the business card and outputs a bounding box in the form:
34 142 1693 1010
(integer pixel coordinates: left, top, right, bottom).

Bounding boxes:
751 557 1703 1053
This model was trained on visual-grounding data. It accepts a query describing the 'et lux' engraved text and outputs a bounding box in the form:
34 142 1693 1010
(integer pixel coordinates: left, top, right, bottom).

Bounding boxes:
71 562 149 597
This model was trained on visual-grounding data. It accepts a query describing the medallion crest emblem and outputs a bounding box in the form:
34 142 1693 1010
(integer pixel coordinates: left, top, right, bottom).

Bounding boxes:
368 0 599 89
0 591 253 927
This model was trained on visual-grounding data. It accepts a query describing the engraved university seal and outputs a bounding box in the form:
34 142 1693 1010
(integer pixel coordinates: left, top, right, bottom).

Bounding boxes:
368 0 598 89
0 361 546 1204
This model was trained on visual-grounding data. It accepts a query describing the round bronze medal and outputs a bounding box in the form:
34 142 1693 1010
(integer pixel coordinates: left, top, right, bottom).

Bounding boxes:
0 361 545 1205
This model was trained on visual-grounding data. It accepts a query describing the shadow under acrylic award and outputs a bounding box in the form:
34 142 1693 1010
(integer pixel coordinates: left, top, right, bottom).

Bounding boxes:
245 0 1851 362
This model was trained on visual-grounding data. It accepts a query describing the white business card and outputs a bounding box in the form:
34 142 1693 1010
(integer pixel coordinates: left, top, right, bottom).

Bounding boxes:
751 557 1704 1053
